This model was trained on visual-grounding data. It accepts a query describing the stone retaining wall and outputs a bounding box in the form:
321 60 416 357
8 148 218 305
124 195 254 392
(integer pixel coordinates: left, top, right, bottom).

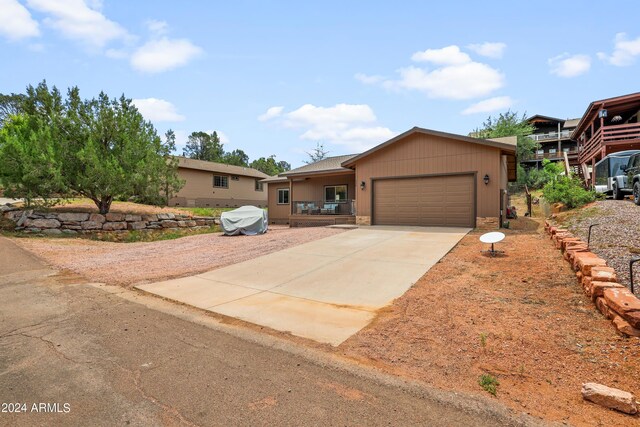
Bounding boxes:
1 206 217 235
545 220 640 337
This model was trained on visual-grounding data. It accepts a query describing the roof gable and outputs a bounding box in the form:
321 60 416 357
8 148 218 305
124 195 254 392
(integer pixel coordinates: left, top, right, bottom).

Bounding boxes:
341 127 516 167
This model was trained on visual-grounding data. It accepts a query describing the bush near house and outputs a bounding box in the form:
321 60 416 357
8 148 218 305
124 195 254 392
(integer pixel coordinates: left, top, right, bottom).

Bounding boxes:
539 159 597 209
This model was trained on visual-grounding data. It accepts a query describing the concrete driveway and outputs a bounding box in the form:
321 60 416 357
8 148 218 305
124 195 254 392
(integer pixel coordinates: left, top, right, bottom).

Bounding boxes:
137 226 469 345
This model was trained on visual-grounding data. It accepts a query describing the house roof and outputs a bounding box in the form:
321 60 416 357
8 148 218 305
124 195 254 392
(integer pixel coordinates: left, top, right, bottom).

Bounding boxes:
563 118 581 129
527 114 563 124
341 127 516 168
174 156 269 179
261 175 289 183
282 154 358 177
572 92 640 139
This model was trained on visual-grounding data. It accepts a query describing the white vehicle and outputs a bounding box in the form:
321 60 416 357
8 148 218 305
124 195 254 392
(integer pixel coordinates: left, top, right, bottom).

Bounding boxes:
593 150 640 199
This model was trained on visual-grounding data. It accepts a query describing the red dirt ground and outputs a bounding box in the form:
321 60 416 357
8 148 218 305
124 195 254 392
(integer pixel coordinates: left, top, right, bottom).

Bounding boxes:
338 216 640 426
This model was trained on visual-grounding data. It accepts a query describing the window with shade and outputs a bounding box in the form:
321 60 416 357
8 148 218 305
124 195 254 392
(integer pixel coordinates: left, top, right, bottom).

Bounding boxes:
324 185 347 203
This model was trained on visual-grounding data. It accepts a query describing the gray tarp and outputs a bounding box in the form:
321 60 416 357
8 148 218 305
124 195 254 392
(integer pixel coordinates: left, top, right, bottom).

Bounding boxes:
220 206 268 236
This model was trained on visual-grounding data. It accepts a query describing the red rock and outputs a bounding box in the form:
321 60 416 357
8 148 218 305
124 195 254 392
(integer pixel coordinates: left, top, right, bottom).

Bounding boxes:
576 271 583 281
590 266 617 283
612 315 640 338
582 276 592 294
560 237 582 250
595 297 613 319
582 382 638 414
603 287 640 315
590 281 625 300
577 256 607 276
572 251 598 271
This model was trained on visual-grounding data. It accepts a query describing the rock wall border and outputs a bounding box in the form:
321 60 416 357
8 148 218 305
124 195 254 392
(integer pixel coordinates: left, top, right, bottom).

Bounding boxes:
545 220 640 337
1 206 218 235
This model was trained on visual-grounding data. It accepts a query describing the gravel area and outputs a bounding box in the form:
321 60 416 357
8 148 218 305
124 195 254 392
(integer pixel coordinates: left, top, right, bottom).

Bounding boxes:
14 225 345 286
560 199 640 297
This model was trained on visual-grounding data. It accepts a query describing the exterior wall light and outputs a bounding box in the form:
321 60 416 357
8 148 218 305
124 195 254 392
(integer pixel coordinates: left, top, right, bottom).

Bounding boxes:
360 181 366 190
483 174 490 185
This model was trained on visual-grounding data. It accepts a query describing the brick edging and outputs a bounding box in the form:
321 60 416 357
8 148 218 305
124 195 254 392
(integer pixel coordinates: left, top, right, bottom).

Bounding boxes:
545 220 640 337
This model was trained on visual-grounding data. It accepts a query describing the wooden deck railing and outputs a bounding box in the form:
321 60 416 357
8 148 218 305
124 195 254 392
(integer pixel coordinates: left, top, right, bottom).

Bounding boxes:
579 122 640 163
521 151 579 161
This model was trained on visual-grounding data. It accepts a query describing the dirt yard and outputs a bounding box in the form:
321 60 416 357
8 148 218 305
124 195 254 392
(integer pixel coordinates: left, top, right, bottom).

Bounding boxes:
14 225 345 286
339 212 640 426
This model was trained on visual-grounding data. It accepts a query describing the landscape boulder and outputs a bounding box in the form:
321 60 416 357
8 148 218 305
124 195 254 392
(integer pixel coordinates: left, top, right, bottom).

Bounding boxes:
102 222 127 231
603 287 640 315
582 383 638 414
590 266 618 283
89 213 106 223
157 213 175 220
612 316 640 337
24 218 60 229
128 221 147 230
125 214 142 222
81 221 102 230
590 281 625 300
105 213 125 222
577 256 607 276
58 212 89 222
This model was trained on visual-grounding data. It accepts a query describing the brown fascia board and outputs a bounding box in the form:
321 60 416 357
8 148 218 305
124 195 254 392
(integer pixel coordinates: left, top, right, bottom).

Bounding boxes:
571 91 640 139
281 168 356 178
527 114 563 123
341 126 516 168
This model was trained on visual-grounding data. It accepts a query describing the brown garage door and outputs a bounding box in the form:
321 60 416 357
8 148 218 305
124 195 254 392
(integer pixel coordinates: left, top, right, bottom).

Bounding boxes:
373 174 475 227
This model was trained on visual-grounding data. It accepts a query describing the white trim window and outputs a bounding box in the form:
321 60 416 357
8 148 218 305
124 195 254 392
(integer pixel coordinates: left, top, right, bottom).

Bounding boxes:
255 179 264 191
277 188 289 204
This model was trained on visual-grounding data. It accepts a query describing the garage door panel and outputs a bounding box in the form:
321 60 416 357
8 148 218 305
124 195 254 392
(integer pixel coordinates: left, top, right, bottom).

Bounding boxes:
373 175 474 227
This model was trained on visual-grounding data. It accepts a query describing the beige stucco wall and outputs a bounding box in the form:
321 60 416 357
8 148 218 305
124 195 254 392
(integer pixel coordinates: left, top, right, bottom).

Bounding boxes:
169 167 267 208
267 181 291 223
352 132 503 219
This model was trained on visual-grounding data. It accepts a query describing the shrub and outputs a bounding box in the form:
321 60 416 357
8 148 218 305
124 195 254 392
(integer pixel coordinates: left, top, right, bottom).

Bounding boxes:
542 176 597 209
479 373 499 396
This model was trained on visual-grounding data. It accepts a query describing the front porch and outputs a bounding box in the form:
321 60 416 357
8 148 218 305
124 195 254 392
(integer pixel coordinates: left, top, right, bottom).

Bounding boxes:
289 214 356 227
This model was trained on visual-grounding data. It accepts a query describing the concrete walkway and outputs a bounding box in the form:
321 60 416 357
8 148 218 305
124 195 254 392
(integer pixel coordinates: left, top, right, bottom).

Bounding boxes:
138 226 469 345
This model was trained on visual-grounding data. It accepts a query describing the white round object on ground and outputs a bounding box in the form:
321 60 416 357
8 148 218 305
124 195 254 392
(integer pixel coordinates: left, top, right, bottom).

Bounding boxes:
479 231 505 244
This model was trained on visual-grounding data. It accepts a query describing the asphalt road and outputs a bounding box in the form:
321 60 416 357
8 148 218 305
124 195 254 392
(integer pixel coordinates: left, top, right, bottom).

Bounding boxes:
0 236 541 427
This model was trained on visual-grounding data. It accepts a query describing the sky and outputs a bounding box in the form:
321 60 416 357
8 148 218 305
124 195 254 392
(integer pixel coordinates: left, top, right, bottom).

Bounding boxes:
2 1 640 168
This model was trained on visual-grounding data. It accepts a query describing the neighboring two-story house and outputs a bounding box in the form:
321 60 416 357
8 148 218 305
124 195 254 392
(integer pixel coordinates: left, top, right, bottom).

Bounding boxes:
520 115 580 170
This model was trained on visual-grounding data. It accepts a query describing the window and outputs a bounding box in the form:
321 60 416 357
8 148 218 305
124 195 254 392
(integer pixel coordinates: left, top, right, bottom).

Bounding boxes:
537 149 544 155
255 179 264 191
213 175 228 188
549 148 557 154
277 188 289 204
562 147 570 152
324 185 347 203
231 175 240 181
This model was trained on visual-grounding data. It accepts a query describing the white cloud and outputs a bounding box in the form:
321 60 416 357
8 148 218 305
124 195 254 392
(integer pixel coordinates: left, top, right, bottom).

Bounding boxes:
597 33 640 66
361 45 505 100
130 37 202 73
385 62 504 100
258 106 284 122
0 0 40 40
411 45 471 65
132 98 185 122
461 96 513 115
467 42 506 59
548 53 591 77
27 0 130 48
146 19 168 36
354 73 385 84
261 103 394 152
